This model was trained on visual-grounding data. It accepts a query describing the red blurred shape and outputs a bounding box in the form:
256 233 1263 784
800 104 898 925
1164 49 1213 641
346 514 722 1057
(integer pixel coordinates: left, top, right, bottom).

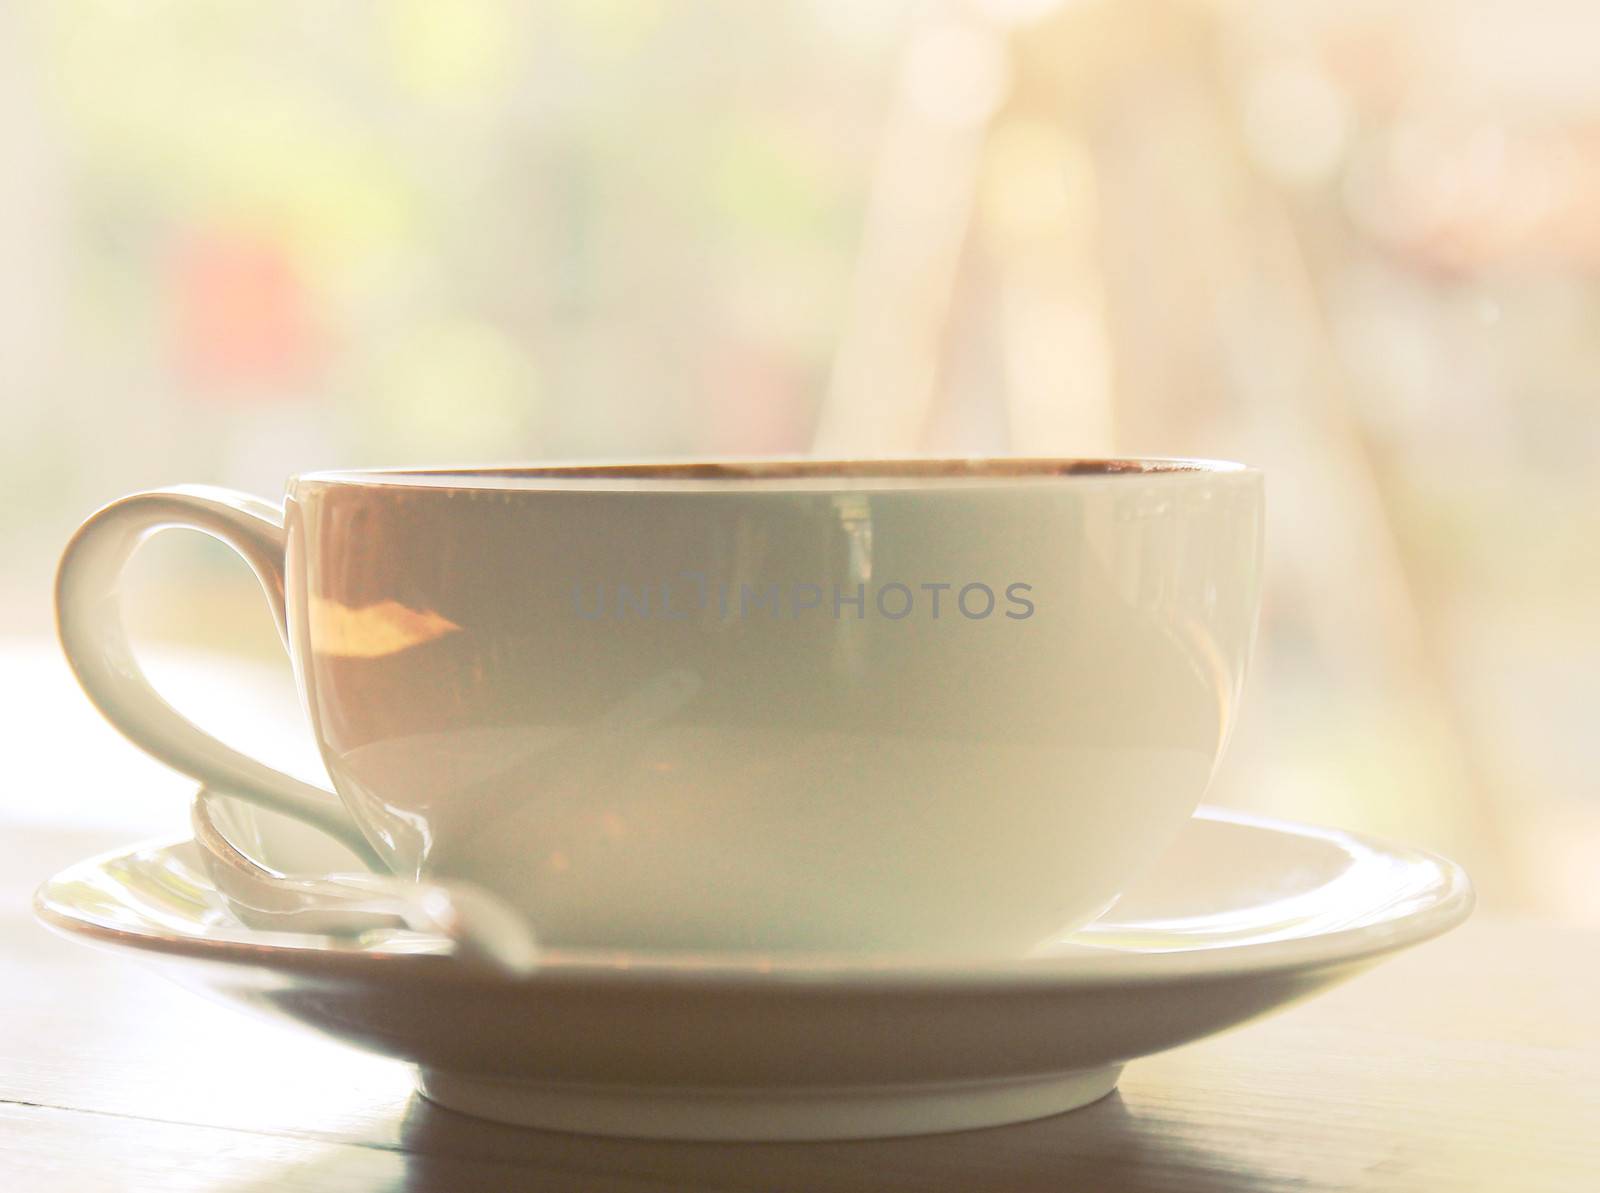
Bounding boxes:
171 229 320 395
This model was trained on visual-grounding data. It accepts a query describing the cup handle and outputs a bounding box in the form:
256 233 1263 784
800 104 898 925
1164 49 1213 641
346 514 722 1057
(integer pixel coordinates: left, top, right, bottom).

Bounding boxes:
54 485 385 870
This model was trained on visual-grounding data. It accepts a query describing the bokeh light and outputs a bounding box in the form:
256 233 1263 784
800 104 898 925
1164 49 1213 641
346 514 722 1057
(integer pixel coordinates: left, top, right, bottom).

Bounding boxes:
2 0 1597 921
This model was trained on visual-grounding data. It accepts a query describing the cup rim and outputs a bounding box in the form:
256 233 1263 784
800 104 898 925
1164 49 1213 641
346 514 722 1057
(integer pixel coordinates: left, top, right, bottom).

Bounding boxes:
289 456 1258 493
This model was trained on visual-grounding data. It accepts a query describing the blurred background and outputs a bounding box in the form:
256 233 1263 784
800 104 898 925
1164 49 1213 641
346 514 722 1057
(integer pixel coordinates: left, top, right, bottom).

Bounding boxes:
2 0 1595 921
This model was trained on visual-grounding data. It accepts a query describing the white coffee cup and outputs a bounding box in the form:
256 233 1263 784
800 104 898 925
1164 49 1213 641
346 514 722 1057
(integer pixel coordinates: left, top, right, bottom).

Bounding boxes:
56 459 1263 956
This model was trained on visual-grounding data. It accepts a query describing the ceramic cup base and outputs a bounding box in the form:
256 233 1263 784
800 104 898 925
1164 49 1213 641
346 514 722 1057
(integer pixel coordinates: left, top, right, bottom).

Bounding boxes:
415 1064 1125 1141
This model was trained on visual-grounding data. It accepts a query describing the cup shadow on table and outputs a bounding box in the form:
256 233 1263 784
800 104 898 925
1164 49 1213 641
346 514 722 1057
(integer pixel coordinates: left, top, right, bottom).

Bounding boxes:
368 1087 1278 1193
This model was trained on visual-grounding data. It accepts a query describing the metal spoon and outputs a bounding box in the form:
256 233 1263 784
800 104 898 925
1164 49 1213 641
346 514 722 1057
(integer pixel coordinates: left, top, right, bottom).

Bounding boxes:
190 787 539 975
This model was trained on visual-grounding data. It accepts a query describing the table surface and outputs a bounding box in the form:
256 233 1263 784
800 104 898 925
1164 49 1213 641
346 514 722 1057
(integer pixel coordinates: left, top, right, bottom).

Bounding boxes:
2 821 1596 1192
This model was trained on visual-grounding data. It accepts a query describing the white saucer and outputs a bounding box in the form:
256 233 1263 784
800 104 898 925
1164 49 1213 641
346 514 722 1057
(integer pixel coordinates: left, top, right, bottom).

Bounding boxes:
34 804 1471 1141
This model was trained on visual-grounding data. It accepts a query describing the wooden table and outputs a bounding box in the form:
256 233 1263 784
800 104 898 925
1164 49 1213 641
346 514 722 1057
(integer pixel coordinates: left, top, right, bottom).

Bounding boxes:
2 822 1596 1192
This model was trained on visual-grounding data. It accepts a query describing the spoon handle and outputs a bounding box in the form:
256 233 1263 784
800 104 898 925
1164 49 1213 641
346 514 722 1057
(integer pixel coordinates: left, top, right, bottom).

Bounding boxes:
192 789 538 975
276 871 541 973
